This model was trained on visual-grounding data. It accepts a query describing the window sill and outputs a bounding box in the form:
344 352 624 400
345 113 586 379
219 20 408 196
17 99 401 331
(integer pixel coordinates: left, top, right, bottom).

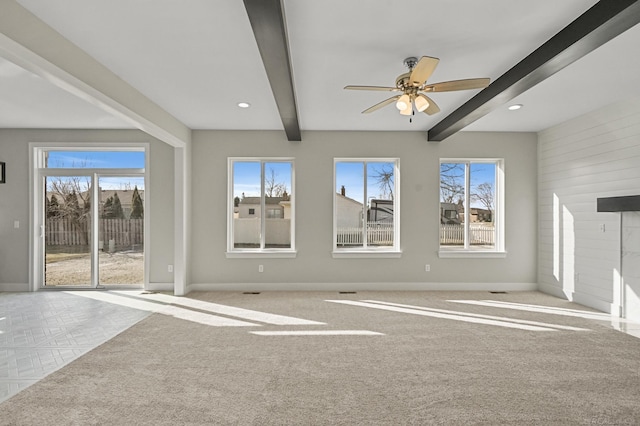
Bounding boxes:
438 250 507 259
226 250 297 259
332 250 402 259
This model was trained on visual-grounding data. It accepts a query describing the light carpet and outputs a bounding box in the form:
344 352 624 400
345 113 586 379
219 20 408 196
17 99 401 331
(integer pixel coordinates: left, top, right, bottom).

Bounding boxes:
1 291 640 425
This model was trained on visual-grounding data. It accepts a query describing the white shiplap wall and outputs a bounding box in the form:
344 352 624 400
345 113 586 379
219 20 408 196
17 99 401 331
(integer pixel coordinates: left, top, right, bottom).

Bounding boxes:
538 97 640 313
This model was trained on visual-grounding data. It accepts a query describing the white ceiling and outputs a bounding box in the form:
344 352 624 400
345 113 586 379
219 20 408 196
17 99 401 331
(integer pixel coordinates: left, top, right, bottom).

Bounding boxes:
1 0 639 136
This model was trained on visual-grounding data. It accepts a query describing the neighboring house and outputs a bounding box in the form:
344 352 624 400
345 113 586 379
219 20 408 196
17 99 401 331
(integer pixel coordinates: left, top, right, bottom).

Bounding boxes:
98 189 145 219
238 196 287 219
442 203 492 223
440 202 461 224
470 207 492 223
336 193 363 228
368 199 393 223
280 199 292 219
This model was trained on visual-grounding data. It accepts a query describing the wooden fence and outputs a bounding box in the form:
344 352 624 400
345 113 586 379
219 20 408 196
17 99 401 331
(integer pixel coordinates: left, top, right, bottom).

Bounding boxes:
45 218 144 248
440 223 494 245
337 222 394 246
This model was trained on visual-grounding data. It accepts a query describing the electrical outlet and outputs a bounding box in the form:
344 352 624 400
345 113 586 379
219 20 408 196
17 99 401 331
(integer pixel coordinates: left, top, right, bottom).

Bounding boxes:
425 264 430 272
258 265 264 273
168 264 173 273
14 220 19 229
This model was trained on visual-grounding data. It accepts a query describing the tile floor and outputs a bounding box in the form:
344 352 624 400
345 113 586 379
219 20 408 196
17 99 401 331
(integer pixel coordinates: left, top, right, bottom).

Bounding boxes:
0 291 150 403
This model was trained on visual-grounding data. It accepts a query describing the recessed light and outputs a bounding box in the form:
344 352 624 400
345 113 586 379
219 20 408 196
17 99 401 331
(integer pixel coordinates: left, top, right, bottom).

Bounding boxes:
508 104 523 111
237 102 250 108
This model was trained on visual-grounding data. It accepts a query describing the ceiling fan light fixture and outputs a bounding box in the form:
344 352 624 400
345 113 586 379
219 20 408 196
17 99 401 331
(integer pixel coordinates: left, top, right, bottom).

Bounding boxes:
399 104 413 116
414 95 430 112
396 94 410 111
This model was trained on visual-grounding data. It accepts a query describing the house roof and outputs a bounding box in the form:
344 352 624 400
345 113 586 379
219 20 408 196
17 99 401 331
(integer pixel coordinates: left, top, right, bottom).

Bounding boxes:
98 189 144 205
240 196 286 205
336 193 363 207
2 1 640 141
48 189 145 206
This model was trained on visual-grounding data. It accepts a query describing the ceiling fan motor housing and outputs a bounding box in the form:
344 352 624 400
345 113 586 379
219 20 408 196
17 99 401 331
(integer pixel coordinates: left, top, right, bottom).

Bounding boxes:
403 57 418 70
396 73 420 94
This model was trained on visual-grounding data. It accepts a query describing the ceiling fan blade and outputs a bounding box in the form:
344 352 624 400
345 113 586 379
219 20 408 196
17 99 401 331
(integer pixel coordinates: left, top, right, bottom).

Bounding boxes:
362 96 400 114
424 78 490 92
344 85 400 92
419 94 441 115
409 56 439 86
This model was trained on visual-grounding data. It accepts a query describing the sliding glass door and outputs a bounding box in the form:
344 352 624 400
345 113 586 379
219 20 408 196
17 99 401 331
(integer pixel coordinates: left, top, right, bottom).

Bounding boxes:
44 175 92 286
35 148 146 289
97 175 144 286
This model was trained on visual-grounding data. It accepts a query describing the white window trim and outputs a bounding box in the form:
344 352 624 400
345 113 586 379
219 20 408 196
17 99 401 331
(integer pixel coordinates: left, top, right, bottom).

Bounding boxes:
438 158 505 258
332 158 401 258
226 157 296 258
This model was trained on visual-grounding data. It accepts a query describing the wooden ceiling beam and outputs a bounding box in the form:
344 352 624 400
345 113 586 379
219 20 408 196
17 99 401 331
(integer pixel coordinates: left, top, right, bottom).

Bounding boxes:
428 0 640 142
243 0 301 141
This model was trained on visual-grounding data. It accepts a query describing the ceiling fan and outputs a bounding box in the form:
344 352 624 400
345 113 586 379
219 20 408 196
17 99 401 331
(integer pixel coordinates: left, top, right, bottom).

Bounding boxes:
344 56 490 117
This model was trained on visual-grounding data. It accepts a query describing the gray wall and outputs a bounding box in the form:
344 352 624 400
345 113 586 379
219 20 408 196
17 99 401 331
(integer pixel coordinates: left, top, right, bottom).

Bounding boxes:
0 129 174 291
190 130 538 291
538 97 640 314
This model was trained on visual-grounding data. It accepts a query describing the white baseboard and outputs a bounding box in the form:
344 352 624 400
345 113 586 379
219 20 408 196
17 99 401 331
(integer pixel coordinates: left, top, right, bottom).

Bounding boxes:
572 292 618 316
146 282 174 292
538 282 618 315
0 282 178 294
187 282 537 293
0 283 30 292
537 282 568 300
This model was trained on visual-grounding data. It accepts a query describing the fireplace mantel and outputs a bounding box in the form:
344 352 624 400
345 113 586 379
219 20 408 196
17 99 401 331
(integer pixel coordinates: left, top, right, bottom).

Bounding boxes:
597 195 640 212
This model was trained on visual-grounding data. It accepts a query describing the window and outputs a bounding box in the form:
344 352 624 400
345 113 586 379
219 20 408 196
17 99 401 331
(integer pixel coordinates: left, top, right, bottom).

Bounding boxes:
267 209 283 219
333 159 400 257
439 159 504 257
228 158 294 257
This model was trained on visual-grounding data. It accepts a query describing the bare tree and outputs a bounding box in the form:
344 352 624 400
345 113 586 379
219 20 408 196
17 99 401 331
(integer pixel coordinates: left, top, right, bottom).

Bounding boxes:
47 176 91 219
440 163 465 203
370 164 394 200
264 168 287 197
46 176 91 245
472 182 494 211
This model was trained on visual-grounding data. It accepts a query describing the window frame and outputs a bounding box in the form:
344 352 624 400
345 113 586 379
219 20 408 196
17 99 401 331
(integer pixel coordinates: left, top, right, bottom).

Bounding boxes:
438 158 505 258
332 158 401 258
226 157 296 258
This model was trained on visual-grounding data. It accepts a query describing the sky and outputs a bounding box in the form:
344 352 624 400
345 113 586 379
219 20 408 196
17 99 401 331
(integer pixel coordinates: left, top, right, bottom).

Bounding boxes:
47 151 145 169
336 161 395 205
233 161 292 198
46 151 145 190
440 162 496 208
47 153 493 205
233 159 495 208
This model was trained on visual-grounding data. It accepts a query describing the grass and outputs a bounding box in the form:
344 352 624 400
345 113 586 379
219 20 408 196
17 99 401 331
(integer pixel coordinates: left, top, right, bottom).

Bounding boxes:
45 249 144 286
